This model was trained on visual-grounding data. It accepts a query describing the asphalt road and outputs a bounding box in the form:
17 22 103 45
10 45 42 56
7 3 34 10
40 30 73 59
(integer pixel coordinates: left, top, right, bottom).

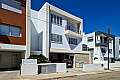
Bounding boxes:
54 71 120 80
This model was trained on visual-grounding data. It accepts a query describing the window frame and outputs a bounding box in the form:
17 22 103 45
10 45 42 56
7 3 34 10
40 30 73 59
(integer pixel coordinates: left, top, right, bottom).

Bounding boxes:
0 23 21 37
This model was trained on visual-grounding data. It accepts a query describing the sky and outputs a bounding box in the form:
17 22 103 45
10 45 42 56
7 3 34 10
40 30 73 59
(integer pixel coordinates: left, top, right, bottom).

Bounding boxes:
31 0 120 36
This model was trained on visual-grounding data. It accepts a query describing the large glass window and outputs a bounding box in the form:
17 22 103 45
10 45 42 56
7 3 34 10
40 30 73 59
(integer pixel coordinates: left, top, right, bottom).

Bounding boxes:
0 24 10 36
10 26 21 37
51 34 62 44
0 24 21 37
68 38 77 45
50 14 62 26
2 0 21 10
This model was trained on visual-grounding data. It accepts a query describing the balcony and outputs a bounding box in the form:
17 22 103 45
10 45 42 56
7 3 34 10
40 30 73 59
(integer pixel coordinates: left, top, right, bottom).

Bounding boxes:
64 29 82 38
64 25 82 38
96 42 108 47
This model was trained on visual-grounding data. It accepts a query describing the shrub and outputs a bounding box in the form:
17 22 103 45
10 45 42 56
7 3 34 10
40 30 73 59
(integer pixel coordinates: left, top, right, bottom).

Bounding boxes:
28 54 49 63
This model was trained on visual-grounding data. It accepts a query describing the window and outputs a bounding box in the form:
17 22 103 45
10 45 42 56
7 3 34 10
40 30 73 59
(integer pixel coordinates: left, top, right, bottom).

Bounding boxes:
68 38 77 45
50 14 53 23
51 34 62 44
57 16 59 25
109 49 112 54
119 39 120 45
50 14 62 26
88 48 94 54
109 39 112 43
87 37 93 42
0 24 10 36
0 24 21 37
60 17 62 25
1 0 22 13
101 48 106 53
82 44 88 51
53 15 56 23
104 37 107 43
10 26 21 37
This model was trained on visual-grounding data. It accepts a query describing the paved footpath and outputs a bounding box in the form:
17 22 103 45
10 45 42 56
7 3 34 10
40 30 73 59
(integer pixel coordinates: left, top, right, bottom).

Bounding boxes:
0 68 120 80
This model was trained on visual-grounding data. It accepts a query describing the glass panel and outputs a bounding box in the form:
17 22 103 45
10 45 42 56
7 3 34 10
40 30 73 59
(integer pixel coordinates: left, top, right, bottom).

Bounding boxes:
0 24 10 36
2 0 21 10
10 26 21 37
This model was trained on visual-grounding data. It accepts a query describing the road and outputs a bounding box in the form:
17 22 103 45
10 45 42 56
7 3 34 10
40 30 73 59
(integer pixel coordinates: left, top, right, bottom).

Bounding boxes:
53 71 120 80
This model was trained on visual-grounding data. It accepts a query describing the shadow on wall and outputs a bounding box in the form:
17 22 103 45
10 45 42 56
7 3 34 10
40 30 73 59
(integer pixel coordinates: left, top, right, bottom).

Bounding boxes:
0 35 10 44
30 20 43 51
65 35 82 50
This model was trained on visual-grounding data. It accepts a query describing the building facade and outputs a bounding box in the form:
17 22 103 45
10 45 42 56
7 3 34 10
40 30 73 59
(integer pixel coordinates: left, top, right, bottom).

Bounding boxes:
0 0 30 69
115 37 120 60
83 31 115 64
30 2 90 68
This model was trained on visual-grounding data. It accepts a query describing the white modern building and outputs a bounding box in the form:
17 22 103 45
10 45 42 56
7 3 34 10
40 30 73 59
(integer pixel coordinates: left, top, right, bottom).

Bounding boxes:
115 37 120 59
83 31 115 64
30 2 90 68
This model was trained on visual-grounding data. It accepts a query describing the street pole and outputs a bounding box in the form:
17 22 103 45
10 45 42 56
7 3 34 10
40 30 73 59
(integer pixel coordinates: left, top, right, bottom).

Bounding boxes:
107 28 111 70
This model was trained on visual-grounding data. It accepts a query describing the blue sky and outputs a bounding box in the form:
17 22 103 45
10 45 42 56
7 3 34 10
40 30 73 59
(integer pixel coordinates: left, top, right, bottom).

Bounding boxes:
31 0 120 36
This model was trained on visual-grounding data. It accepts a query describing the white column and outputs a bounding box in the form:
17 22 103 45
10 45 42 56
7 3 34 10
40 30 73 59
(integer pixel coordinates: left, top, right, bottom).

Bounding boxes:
25 0 31 58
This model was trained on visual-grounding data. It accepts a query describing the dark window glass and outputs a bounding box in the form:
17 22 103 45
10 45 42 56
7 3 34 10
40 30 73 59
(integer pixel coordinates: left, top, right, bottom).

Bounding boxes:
87 37 93 42
101 48 106 53
109 49 112 54
0 24 21 37
50 14 62 26
2 0 21 10
54 15 56 24
82 44 88 51
57 16 59 25
50 14 53 23
10 26 21 37
51 34 62 44
68 38 77 45
0 24 10 36
60 17 62 25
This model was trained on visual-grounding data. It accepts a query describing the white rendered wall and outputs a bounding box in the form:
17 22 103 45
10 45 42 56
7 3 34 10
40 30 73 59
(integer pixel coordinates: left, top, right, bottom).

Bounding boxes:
50 11 83 53
30 2 83 58
30 3 50 58
115 37 120 59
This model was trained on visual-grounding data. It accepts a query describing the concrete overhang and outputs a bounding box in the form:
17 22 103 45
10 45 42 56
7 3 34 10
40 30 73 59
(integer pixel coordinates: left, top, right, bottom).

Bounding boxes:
50 48 90 54
64 30 83 38
0 44 26 52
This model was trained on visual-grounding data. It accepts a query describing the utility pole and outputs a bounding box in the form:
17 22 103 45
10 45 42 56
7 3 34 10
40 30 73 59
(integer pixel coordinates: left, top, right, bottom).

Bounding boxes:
107 27 111 70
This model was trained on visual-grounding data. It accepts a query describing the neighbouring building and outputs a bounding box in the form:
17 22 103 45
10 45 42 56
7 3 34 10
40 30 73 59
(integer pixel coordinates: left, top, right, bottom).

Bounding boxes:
0 0 30 69
30 2 90 68
115 37 120 60
83 31 115 64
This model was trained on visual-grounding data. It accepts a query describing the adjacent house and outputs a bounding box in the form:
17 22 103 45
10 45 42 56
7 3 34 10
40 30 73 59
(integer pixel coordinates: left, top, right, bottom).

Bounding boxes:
0 0 30 69
115 37 120 60
83 31 115 64
30 2 90 68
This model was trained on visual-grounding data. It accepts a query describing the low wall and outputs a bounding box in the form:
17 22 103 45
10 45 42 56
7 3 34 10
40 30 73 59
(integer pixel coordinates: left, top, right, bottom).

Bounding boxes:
21 59 38 76
38 63 66 74
21 59 66 75
103 61 120 69
83 64 104 71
